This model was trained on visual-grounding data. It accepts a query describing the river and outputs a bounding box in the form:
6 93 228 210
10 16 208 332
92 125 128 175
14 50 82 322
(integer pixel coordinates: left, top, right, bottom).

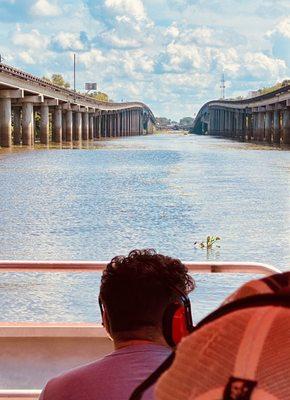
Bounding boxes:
0 133 289 322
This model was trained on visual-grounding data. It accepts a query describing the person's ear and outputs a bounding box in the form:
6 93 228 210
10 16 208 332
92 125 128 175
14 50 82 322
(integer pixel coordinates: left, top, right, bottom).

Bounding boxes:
102 308 113 340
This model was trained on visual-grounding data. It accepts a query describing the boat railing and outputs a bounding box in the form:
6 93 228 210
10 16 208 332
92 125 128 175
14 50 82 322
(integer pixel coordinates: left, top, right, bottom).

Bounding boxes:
0 261 281 399
0 260 281 274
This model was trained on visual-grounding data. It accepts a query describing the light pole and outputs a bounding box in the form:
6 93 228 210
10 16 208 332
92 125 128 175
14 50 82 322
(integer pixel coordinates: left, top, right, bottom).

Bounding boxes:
73 53 76 100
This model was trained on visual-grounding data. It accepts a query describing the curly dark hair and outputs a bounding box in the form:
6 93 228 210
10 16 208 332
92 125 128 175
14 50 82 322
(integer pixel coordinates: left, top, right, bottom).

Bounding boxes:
100 249 194 333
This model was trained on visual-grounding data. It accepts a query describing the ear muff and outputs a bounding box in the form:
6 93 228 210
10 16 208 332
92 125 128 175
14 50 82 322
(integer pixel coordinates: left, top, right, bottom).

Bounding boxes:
163 297 194 347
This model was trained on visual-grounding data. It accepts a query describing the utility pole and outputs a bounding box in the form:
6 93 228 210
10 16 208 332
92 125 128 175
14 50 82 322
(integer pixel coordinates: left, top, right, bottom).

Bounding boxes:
73 53 76 100
220 73 225 99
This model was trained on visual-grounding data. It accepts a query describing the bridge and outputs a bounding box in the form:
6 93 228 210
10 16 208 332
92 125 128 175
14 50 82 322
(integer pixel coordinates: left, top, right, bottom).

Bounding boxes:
191 85 290 144
0 63 156 148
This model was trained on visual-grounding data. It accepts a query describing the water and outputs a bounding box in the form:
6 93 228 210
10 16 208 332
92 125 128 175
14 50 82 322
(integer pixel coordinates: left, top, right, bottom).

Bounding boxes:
0 134 289 322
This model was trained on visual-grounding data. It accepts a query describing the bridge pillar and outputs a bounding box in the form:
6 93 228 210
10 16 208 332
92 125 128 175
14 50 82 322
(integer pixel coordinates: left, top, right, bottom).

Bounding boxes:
98 113 102 139
40 104 49 144
89 114 94 139
74 112 82 141
138 111 142 135
226 110 232 138
101 114 105 138
82 112 89 140
282 108 290 144
246 113 253 140
13 107 21 145
130 110 133 135
22 103 34 146
52 107 62 143
0 97 12 147
265 111 272 143
238 111 246 141
66 110 73 142
257 112 265 141
62 112 66 142
252 112 258 140
113 113 117 137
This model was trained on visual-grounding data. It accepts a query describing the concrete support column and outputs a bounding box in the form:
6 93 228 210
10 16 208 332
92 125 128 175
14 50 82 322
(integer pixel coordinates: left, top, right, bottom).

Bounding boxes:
13 107 21 145
66 110 73 142
75 112 82 141
22 102 34 146
62 112 67 141
82 112 89 140
265 111 272 143
95 115 99 138
40 105 49 144
121 111 124 136
257 112 265 141
225 110 230 137
53 107 62 143
89 115 94 139
102 114 106 138
283 108 290 145
273 110 280 144
252 113 259 141
0 98 12 147
246 114 253 141
98 114 102 139
112 114 116 137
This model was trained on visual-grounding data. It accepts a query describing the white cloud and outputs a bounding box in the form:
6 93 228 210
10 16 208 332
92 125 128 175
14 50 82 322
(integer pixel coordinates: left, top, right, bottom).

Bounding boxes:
18 51 35 64
12 28 48 50
267 17 290 39
31 0 60 16
243 52 286 80
104 0 146 21
51 32 86 51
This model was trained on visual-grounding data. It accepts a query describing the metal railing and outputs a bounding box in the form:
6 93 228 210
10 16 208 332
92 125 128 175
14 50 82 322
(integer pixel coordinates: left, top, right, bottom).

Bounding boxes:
0 260 281 274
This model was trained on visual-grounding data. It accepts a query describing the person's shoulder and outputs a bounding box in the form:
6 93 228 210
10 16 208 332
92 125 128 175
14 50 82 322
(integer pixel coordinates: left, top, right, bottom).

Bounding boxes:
40 358 108 400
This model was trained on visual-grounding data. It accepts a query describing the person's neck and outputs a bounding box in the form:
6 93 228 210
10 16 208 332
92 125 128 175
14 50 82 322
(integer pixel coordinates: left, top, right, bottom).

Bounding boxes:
113 334 169 350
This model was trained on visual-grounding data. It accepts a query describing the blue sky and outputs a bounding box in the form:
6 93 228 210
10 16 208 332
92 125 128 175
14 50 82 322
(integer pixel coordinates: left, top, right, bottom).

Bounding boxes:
1 0 290 120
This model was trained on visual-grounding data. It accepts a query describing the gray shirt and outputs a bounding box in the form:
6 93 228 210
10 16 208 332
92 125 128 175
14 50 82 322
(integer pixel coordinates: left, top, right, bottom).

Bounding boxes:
39 343 171 400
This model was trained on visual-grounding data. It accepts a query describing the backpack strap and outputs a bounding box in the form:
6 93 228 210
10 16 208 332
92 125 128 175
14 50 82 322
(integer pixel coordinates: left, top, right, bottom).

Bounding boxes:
129 352 175 400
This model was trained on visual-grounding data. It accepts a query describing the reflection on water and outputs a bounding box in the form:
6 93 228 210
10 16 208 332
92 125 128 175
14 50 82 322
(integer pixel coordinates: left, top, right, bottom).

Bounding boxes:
0 133 289 321
0 271 260 323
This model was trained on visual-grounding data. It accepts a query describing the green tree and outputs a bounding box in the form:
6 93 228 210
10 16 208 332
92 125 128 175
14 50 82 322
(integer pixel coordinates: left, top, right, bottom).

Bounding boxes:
43 74 70 88
88 91 109 102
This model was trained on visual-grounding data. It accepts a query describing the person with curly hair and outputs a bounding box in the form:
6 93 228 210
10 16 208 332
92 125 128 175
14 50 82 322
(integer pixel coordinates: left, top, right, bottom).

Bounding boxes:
39 249 194 400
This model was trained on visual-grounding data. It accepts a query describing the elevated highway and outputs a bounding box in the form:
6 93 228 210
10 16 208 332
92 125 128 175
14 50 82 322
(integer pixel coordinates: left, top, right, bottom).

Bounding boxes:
191 85 290 144
0 64 156 147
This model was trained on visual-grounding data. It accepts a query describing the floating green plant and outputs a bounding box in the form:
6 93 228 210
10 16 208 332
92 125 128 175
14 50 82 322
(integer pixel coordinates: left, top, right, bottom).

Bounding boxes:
194 236 221 249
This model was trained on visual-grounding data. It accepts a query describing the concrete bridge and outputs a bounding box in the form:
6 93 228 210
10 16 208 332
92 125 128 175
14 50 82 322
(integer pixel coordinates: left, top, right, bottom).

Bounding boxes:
191 85 290 144
0 63 156 148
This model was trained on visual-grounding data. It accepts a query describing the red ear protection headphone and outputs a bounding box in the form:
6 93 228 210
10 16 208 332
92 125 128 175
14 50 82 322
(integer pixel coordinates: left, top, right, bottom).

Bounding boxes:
162 286 194 347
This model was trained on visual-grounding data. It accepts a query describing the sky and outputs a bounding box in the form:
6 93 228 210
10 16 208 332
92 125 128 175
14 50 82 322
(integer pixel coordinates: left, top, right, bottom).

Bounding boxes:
1 0 290 120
